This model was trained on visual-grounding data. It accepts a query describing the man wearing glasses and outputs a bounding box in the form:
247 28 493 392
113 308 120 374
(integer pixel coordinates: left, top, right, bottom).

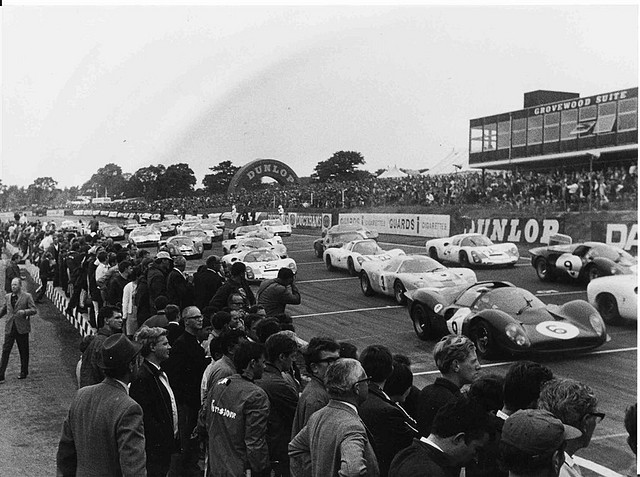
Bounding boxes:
537 378 604 477
291 337 341 437
289 358 379 477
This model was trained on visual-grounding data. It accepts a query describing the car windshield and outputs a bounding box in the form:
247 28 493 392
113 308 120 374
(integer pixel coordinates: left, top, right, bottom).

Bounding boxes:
590 244 636 264
171 238 193 247
131 227 152 236
352 240 382 255
184 230 205 237
245 250 279 262
396 257 443 274
474 288 545 314
238 238 270 249
461 235 493 247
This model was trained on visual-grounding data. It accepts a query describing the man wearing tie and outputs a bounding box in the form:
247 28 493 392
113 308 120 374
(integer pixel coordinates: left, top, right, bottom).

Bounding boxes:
0 277 37 382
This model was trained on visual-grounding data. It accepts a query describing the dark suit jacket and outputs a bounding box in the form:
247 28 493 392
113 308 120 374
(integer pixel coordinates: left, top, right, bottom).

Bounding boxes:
165 269 194 311
360 384 415 476
0 291 37 334
164 321 183 346
56 378 147 477
416 378 461 436
162 331 209 411
389 438 460 477
130 360 178 457
4 262 20 293
193 267 224 310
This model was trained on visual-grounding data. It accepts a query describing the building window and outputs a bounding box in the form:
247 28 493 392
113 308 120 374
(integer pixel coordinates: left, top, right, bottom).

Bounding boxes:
593 102 617 134
497 120 511 149
570 104 597 136
543 112 560 142
561 109 577 140
483 122 497 151
512 118 526 147
527 116 543 145
617 97 638 132
470 126 483 153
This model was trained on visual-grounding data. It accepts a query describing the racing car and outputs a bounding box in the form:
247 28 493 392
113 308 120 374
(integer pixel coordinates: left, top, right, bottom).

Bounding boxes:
177 219 203 235
158 235 204 259
101 224 125 241
425 233 519 267
151 221 177 238
222 236 288 258
59 220 83 234
259 219 292 236
181 228 212 250
314 224 379 259
122 219 141 233
128 226 161 247
323 239 405 276
359 254 477 305
228 225 269 240
587 274 638 325
530 234 637 284
406 280 608 358
221 248 297 282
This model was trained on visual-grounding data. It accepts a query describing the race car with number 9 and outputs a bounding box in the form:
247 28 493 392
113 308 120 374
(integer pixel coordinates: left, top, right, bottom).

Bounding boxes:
405 280 607 359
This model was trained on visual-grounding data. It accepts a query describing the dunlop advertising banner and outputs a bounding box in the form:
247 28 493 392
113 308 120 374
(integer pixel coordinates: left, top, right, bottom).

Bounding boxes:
338 213 450 238
591 221 637 253
463 218 564 244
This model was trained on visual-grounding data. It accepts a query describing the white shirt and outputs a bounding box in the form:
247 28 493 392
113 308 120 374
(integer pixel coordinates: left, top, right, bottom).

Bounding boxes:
560 453 584 477
122 281 137 317
148 361 179 437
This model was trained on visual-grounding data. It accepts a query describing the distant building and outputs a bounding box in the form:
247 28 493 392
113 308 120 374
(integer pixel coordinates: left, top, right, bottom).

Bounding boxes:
469 87 638 171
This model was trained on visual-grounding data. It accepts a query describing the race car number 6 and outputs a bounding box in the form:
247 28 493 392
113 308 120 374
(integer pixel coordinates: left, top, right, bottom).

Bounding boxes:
535 321 580 340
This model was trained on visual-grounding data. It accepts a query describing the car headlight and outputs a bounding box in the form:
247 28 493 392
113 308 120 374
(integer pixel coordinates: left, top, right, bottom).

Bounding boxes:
505 323 531 347
288 262 297 273
589 312 605 335
507 246 519 257
357 256 364 265
471 250 488 263
245 266 255 279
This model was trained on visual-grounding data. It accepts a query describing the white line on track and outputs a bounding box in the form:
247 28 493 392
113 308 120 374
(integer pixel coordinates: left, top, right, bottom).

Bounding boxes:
295 261 326 266
292 305 404 318
535 290 586 296
413 346 637 376
296 277 357 284
590 432 629 442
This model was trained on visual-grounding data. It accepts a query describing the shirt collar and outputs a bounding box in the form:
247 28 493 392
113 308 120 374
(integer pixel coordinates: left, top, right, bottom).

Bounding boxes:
340 401 358 414
421 436 445 453
564 452 577 468
114 378 130 394
496 409 510 420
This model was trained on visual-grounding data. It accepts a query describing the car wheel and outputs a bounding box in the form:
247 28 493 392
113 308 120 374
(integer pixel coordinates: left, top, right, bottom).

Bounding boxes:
460 252 470 268
360 272 374 296
394 281 407 305
535 258 552 281
596 293 622 325
471 320 495 359
411 304 432 340
347 258 357 276
584 265 601 284
429 247 439 261
325 256 334 271
315 245 323 259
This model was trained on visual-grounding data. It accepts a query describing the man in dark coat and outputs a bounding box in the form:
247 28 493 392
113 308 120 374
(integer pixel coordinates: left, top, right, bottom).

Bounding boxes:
105 260 133 309
165 256 194 311
4 253 21 293
131 326 179 477
146 251 173 314
79 306 123 388
256 267 301 317
208 261 255 312
193 255 225 310
162 306 210 477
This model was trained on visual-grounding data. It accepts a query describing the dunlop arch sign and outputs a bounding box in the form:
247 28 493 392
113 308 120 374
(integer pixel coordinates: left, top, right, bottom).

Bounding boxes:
227 159 299 195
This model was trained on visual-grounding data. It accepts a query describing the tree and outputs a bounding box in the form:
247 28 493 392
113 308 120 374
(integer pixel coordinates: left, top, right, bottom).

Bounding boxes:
129 165 166 200
82 163 127 198
159 163 196 198
311 151 366 182
202 160 240 194
27 176 58 205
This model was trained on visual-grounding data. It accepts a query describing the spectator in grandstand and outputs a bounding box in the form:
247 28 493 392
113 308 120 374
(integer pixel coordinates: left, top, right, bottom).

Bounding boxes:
57 334 146 476
78 305 123 388
165 256 194 311
537 378 603 477
291 337 341 437
359 344 415 476
130 326 179 477
196 340 270 477
416 335 482 436
193 255 225 311
500 409 581 477
499 361 554 420
146 251 173 314
257 267 301 318
289 358 379 477
389 394 496 477
200 328 247 404
209 261 255 312
256 332 300 477
4 253 21 293
162 306 209 477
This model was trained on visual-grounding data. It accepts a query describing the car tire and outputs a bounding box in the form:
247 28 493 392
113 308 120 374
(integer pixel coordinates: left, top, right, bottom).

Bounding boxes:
429 247 439 261
471 320 495 359
360 272 374 296
325 256 334 271
583 265 601 284
347 258 357 276
394 281 407 305
460 252 470 268
411 304 432 340
596 293 622 325
535 258 552 281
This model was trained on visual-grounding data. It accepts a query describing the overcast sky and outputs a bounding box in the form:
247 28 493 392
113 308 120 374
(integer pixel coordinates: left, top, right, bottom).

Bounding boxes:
1 2 638 189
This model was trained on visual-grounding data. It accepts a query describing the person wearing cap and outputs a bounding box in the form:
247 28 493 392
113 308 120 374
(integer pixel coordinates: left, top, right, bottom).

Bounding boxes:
499 409 582 477
57 333 146 476
147 251 173 314
416 334 482 436
5 253 21 293
389 394 496 477
193 255 225 311
537 379 603 477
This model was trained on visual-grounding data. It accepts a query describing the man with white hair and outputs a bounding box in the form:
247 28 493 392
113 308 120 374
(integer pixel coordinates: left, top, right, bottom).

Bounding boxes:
289 358 379 477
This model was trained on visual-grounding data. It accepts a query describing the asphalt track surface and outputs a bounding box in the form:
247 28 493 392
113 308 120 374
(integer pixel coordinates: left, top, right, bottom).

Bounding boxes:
0 227 636 476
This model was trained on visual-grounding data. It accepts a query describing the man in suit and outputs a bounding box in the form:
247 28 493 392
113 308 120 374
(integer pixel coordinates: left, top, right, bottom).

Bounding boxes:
131 326 179 477
193 255 225 311
289 358 380 477
56 333 146 476
166 256 194 311
0 277 37 382
79 305 123 388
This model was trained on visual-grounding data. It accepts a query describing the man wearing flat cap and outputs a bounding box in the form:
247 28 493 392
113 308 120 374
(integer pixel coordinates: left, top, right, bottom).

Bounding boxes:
57 333 147 476
499 409 582 477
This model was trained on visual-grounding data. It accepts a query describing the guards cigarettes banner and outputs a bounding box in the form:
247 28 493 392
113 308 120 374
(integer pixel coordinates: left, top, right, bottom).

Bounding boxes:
338 213 450 238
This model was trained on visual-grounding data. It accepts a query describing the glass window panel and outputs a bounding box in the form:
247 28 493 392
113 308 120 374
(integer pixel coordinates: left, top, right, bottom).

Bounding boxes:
511 118 526 147
470 126 483 153
497 120 511 149
544 112 560 126
579 105 597 121
593 115 616 134
598 102 617 116
527 116 543 145
618 113 637 132
483 123 497 151
544 124 560 142
560 110 578 140
618 97 637 114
